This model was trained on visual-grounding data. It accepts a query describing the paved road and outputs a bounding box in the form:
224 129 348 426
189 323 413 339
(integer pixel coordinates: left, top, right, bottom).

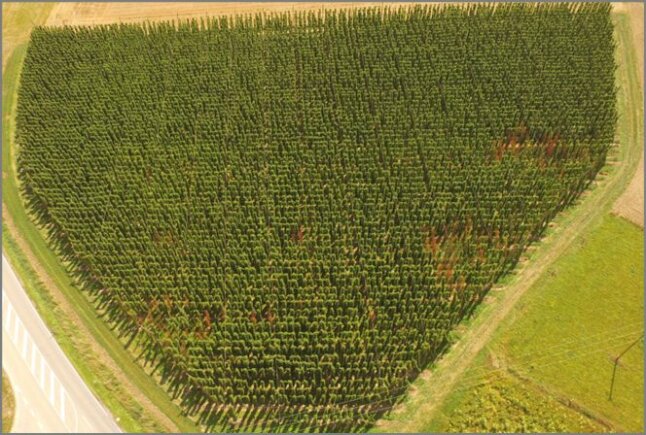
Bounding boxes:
2 255 122 433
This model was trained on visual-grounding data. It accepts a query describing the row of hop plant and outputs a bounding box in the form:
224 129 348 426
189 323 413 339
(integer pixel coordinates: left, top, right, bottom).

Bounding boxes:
16 2 615 432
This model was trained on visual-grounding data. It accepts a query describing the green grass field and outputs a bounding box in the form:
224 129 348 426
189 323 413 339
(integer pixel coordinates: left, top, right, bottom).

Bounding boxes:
2 371 15 433
501 215 643 430
443 371 606 433
428 215 643 433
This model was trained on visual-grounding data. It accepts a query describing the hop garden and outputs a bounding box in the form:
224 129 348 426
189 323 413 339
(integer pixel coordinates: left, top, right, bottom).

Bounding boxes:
15 3 616 432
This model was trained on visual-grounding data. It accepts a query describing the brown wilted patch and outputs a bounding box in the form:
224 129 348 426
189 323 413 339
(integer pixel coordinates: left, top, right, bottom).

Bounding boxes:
203 309 212 331
368 307 377 328
290 225 305 243
262 303 276 325
492 123 563 163
423 228 441 256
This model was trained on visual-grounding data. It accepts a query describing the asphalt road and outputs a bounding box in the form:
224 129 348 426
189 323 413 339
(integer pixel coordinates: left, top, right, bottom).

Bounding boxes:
2 255 122 433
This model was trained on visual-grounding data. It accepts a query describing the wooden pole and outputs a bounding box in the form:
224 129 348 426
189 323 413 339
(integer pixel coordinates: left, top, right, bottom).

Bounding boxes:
608 333 643 401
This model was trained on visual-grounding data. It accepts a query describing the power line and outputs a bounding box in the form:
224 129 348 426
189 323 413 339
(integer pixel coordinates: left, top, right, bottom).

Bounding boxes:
451 328 644 392
442 319 644 381
454 321 643 384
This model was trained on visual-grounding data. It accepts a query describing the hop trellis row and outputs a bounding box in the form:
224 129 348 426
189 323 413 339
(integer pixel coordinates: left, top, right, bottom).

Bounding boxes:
16 3 615 432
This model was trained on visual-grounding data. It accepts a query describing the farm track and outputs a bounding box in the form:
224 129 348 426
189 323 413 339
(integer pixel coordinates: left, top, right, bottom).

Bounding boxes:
375 9 644 432
44 2 458 27
611 4 644 227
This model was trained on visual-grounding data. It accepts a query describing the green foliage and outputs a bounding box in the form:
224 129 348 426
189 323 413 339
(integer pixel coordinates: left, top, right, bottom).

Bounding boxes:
500 214 644 431
447 372 605 433
421 219 643 434
2 371 15 433
15 3 616 431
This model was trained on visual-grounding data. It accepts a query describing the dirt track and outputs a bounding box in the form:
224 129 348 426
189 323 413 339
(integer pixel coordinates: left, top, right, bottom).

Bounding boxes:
612 3 644 227
45 2 426 26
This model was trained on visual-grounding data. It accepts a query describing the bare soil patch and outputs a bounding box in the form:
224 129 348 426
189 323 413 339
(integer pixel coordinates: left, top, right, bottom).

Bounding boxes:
1 2 54 70
614 154 644 227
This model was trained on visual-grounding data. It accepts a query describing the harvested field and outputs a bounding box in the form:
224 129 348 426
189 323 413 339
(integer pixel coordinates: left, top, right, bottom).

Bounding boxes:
45 2 426 27
614 154 644 227
1 2 54 70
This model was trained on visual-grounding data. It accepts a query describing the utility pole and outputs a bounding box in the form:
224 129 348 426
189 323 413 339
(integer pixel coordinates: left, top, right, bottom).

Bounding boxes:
608 332 644 401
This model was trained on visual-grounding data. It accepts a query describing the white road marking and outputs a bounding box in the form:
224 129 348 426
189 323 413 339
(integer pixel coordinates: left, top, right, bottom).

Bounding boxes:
13 315 21 342
22 329 29 359
49 371 56 404
5 292 75 431
31 344 38 373
72 393 80 431
40 357 46 389
60 387 66 421
5 302 14 330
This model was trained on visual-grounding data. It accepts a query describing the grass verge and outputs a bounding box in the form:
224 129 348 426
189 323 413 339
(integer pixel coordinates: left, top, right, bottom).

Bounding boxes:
438 370 607 433
2 371 15 433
